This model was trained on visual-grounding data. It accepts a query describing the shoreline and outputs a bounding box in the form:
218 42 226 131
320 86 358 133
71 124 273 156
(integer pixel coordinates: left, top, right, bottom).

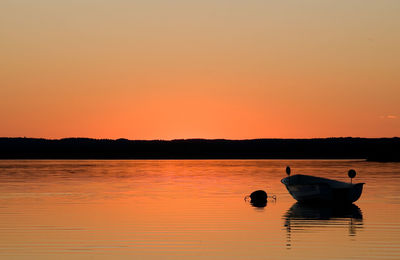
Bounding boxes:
0 137 398 161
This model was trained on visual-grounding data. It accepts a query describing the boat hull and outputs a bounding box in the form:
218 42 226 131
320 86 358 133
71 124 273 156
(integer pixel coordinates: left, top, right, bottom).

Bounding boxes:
282 175 364 204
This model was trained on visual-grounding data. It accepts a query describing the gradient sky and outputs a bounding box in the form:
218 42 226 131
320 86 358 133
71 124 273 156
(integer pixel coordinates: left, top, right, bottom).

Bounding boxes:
1 0 399 139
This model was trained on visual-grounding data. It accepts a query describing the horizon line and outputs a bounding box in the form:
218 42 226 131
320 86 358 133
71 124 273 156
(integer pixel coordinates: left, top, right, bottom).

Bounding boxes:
1 136 399 142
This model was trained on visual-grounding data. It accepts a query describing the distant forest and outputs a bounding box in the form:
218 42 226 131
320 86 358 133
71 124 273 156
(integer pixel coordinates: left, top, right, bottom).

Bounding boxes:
0 137 399 161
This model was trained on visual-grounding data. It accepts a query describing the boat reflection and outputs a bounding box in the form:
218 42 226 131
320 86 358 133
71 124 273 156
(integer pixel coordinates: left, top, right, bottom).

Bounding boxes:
284 202 364 248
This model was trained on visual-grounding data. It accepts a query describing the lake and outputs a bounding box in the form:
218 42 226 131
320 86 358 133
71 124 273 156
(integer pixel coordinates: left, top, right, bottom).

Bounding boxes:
0 160 399 259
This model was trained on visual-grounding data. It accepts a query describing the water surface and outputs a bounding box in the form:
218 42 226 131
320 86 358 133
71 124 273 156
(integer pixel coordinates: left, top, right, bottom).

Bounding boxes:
0 160 399 259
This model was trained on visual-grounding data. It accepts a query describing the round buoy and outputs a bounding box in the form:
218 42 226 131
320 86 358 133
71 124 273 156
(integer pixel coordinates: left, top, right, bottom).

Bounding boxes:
286 166 291 176
250 190 268 201
249 190 267 208
348 169 357 179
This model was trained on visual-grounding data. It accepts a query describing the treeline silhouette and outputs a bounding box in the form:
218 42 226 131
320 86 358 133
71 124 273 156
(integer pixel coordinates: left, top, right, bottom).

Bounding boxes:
0 137 399 161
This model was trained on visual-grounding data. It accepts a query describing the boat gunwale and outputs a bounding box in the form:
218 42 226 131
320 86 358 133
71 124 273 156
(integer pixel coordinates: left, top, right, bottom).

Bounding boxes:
281 174 364 189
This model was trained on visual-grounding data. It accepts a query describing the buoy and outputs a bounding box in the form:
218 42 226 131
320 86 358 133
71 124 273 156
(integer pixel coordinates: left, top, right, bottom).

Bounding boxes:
348 169 357 183
249 190 268 207
286 166 291 185
286 166 291 176
250 190 267 201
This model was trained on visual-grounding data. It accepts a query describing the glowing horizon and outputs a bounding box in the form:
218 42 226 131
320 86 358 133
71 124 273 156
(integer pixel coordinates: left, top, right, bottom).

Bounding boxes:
1 0 399 139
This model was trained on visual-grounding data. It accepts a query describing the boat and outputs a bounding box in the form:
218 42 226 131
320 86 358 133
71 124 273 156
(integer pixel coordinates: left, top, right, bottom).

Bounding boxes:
281 167 364 204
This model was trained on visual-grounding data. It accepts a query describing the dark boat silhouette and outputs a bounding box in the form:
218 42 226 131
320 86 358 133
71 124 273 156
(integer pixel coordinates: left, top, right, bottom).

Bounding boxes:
281 167 364 204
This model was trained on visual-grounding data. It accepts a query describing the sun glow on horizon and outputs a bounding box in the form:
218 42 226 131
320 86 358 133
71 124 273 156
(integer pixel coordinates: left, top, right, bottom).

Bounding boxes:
1 0 399 139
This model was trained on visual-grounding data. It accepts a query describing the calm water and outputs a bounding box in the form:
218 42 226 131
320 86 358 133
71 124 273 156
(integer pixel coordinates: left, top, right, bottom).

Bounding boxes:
0 160 399 259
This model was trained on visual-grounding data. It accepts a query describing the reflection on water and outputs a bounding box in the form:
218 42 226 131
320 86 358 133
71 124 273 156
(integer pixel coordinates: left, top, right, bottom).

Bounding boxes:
250 200 267 208
0 160 399 260
284 203 364 248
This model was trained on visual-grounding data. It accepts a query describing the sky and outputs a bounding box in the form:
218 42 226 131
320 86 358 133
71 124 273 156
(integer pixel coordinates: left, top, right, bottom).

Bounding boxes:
1 0 399 139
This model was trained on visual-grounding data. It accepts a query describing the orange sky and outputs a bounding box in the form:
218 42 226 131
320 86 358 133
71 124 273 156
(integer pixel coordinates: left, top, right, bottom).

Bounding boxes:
1 0 399 139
